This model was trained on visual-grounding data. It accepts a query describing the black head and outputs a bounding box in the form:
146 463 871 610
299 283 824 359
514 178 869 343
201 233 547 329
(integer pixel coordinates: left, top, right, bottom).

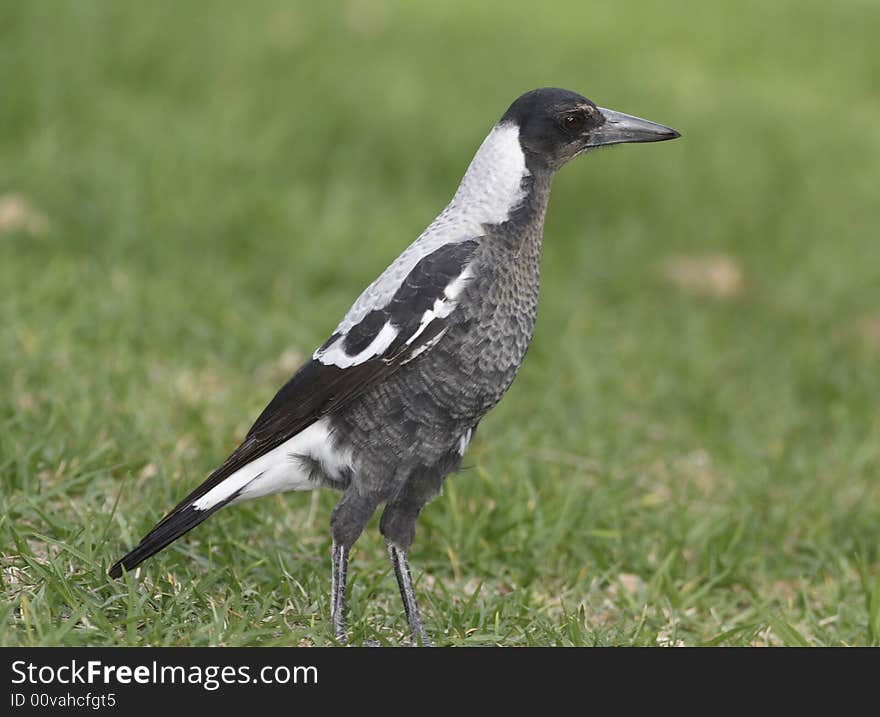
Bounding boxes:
500 87 680 171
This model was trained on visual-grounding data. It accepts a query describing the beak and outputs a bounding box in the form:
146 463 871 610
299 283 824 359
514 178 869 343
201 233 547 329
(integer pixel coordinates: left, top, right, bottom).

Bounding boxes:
586 107 681 148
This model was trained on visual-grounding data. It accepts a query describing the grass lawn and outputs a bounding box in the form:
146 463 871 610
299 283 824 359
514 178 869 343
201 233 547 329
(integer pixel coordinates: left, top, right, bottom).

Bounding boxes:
2 0 879 646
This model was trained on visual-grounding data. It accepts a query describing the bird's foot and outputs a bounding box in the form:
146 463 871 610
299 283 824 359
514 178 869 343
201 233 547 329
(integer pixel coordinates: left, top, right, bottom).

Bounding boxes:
333 625 348 644
406 630 432 648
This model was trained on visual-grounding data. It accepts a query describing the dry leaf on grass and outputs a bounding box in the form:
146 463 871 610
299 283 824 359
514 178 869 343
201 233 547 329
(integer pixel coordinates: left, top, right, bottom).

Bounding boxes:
662 254 744 298
344 0 388 37
257 347 304 384
861 317 880 348
617 573 643 596
0 194 50 237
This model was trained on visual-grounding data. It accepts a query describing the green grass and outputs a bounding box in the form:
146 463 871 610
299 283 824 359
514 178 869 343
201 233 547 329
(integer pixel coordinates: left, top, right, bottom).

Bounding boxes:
2 0 879 646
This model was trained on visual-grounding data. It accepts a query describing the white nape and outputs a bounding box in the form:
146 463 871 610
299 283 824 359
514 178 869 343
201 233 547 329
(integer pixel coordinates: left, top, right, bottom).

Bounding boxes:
328 121 528 339
315 321 399 368
191 418 352 511
447 121 530 228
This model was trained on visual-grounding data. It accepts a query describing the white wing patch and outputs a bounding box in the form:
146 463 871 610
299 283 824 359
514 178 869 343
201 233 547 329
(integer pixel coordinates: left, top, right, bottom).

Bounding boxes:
314 321 399 368
313 262 474 370
458 428 473 456
312 258 473 368
191 418 351 510
404 265 473 350
401 327 448 365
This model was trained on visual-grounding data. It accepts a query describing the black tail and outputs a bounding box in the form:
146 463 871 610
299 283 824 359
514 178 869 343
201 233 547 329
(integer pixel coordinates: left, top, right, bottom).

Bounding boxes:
107 433 275 579
108 502 229 578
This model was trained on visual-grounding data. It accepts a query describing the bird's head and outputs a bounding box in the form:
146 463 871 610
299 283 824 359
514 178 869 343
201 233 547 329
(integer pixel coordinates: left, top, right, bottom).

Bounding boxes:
501 87 680 171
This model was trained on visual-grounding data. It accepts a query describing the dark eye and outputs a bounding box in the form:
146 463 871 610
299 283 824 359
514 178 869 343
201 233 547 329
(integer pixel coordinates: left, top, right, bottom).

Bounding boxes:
563 114 583 130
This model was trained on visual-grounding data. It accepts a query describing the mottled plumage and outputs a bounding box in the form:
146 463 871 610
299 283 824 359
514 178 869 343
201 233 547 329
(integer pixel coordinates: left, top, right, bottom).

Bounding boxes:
110 88 680 644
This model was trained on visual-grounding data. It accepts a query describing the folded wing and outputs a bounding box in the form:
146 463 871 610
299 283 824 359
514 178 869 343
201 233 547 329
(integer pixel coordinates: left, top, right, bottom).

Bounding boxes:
109 239 479 577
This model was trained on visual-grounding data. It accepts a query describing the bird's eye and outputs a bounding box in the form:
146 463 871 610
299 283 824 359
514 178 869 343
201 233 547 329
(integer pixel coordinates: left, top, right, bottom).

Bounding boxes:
563 114 583 130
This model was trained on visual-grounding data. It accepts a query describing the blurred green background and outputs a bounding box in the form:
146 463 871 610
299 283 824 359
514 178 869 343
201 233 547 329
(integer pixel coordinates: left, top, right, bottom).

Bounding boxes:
2 1 879 646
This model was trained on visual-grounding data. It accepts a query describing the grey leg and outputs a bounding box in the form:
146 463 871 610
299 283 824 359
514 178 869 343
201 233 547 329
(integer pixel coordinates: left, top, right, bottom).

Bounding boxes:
387 541 431 646
329 488 384 643
330 541 349 642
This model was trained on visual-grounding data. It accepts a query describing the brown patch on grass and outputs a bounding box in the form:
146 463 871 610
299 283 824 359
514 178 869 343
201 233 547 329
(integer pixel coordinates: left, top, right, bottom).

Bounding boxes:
860 316 880 348
676 449 727 494
265 7 308 50
15 393 36 413
656 631 686 647
138 463 159 481
583 607 617 629
256 347 304 385
618 573 643 596
662 254 744 298
605 573 645 599
344 0 388 38
274 347 304 375
0 194 50 237
174 367 228 407
769 578 803 601
750 626 778 647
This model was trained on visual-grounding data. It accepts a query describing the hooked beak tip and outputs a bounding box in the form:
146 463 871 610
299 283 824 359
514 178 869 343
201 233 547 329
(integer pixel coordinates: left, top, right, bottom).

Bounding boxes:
590 106 681 147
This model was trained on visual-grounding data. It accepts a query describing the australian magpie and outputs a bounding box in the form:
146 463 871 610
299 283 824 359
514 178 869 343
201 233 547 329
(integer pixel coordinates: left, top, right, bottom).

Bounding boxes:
109 87 680 645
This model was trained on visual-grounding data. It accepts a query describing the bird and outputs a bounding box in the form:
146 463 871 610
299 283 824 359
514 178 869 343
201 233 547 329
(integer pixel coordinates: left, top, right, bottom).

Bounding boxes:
109 87 680 645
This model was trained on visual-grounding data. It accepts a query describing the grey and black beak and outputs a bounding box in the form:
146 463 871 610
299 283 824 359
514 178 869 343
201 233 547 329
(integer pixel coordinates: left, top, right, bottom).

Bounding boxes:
587 107 681 148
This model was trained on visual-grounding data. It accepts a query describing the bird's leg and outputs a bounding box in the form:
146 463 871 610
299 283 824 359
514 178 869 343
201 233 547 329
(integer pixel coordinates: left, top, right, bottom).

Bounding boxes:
387 541 431 647
330 540 350 642
329 488 384 644
380 474 442 646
